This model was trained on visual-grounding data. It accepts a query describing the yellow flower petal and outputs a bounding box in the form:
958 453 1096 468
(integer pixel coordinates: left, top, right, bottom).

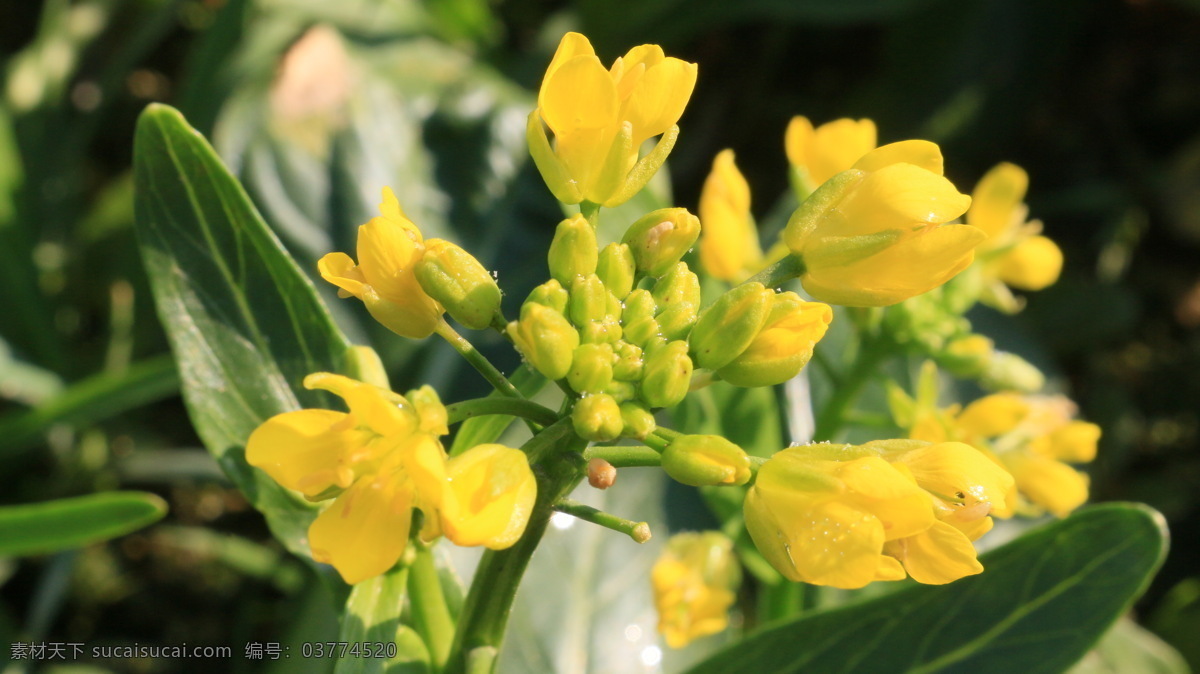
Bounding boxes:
699 150 761 281
836 456 935 541
968 162 1028 241
852 140 944 175
246 409 362 497
303 372 417 439
308 475 413 584
1007 453 1090 518
1041 421 1101 463
539 54 618 135
620 57 697 145
539 32 597 107
835 163 972 236
957 393 1029 439
786 117 878 186
995 234 1063 291
317 252 365 299
439 444 535 549
887 520 983 585
892 441 1015 515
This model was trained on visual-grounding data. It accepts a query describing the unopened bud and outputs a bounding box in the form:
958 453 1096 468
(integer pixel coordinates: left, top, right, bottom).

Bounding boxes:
597 243 636 299
689 282 773 370
549 215 598 285
508 303 579 380
624 317 661 348
613 342 644 381
981 350 1045 393
623 208 701 277
580 317 623 344
717 292 832 387
525 279 569 314
652 262 701 308
656 302 699 341
567 343 615 394
569 274 608 326
620 402 657 439
587 458 617 489
604 379 637 403
622 289 657 326
661 435 751 486
415 239 502 330
939 334 994 378
572 393 623 442
640 340 693 408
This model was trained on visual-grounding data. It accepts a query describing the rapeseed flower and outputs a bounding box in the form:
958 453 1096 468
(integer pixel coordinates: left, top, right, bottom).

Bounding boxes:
652 532 740 648
785 116 877 194
698 150 762 281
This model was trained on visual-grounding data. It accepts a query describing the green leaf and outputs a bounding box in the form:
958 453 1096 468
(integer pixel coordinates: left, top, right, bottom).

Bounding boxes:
133 103 353 557
686 503 1168 674
1068 617 1189 674
336 566 431 674
0 492 167 556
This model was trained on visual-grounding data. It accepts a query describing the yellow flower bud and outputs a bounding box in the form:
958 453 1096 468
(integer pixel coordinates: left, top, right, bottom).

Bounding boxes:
717 292 832 387
652 532 740 648
567 342 615 394
957 393 1028 438
1038 421 1101 463
508 302 580 380
525 279 569 314
620 401 657 439
623 316 662 348
939 334 995 378
640 340 693 408
622 289 657 325
530 32 697 207
623 208 702 277
612 342 644 381
597 243 636 299
414 239 501 330
968 162 1028 243
995 235 1063 291
604 379 637 404
1005 452 1089 519
688 282 773 370
548 214 598 285
782 142 985 307
784 116 877 192
656 302 699 341
579 316 623 344
318 187 444 338
699 150 762 280
652 262 701 308
439 444 537 549
568 274 609 327
572 393 624 442
661 434 751 486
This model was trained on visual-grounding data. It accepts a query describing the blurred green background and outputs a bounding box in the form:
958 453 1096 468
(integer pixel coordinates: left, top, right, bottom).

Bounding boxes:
1 0 1198 671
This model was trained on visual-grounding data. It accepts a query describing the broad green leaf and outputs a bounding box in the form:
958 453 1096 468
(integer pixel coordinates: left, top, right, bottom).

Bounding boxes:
686 503 1168 674
133 103 352 557
0 492 167 556
0 356 178 459
337 566 431 674
1068 617 1189 674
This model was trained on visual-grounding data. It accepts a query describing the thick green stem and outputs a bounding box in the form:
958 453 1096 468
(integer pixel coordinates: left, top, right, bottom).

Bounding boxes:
583 444 661 467
761 580 804 625
553 499 651 543
409 545 455 671
435 320 523 400
744 254 806 289
445 419 586 674
445 397 558 428
811 338 892 441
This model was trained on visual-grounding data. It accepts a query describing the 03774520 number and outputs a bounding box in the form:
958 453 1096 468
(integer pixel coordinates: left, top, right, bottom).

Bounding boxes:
300 642 398 659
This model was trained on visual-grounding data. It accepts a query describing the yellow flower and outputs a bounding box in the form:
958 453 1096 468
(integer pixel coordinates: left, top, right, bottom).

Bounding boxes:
246 373 535 584
785 116 877 194
782 141 986 306
698 150 762 281
745 440 1011 589
528 32 697 207
652 532 740 648
967 163 1064 311
894 372 1100 520
716 291 833 387
318 188 444 339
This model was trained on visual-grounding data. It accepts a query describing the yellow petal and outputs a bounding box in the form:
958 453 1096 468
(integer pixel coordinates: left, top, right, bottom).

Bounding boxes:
888 520 983 585
303 372 417 438
893 441 1015 514
539 32 596 107
995 235 1063 291
317 252 365 299
439 444 536 549
539 54 618 135
611 44 664 100
620 57 697 144
835 163 972 236
784 116 815 170
957 393 1028 438
837 456 935 541
1041 421 1101 463
246 409 362 496
874 555 907 582
790 118 878 186
852 140 943 175
1007 453 1090 518
379 186 410 224
308 475 413 584
403 434 451 513
699 150 760 281
968 162 1028 241
356 216 423 302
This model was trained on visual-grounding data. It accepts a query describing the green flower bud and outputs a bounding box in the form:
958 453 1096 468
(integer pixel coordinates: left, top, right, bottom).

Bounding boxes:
597 243 636 299
580 317 623 344
525 279 569 314
981 350 1045 393
567 343 615 394
572 393 623 442
717 292 832 387
622 208 702 277
689 282 772 371
622 289 657 326
604 379 638 403
640 340 693 408
415 239 502 330
606 291 623 322
661 435 751 487
651 262 700 308
612 342 644 381
938 334 993 378
620 402 657 439
656 302 698 341
624 317 661 348
508 303 579 380
569 274 608 327
549 214 598 285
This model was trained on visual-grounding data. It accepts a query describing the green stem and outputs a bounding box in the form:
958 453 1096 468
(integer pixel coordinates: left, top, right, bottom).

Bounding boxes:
553 499 651 543
445 419 586 674
580 200 601 228
445 397 558 428
435 320 524 400
743 254 806 289
811 337 892 441
583 445 661 467
409 545 455 671
761 580 804 625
